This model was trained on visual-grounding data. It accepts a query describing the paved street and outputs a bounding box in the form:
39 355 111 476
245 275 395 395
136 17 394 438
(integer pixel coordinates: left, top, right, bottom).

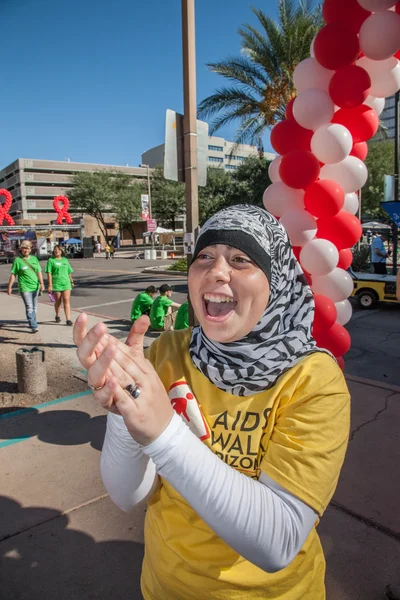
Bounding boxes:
1 256 399 386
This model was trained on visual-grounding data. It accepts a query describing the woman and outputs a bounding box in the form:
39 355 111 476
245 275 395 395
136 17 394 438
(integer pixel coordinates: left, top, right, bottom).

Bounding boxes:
74 205 350 600
7 240 44 333
46 245 74 326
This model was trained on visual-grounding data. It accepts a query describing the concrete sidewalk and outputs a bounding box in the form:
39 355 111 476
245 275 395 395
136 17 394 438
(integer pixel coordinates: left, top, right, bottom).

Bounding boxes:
1 293 400 599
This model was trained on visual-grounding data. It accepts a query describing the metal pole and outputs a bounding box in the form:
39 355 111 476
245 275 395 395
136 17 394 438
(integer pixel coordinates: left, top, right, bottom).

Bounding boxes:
147 164 152 219
392 90 399 276
182 0 199 325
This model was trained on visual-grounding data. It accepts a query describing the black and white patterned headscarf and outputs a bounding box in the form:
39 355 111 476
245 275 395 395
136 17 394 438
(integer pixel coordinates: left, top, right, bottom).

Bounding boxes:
189 204 327 397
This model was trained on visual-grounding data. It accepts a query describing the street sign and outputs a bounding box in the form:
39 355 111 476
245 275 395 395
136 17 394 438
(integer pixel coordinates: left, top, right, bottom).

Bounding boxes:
380 201 400 227
147 219 157 232
164 109 208 187
384 175 395 203
141 194 149 220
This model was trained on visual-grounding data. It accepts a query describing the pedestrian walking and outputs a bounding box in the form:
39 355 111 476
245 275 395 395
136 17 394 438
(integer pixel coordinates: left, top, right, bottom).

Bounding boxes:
105 244 112 259
131 286 157 322
45 245 74 326
149 284 181 331
74 205 350 600
7 240 44 333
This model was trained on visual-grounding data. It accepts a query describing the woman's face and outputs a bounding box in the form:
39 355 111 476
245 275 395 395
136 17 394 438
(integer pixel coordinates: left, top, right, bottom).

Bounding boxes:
54 247 62 258
188 244 270 343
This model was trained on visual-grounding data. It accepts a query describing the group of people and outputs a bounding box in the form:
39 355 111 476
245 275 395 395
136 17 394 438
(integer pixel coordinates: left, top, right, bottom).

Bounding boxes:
7 241 74 332
131 284 188 331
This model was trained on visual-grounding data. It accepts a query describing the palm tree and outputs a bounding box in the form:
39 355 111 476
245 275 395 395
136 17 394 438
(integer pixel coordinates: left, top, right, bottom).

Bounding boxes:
198 0 323 148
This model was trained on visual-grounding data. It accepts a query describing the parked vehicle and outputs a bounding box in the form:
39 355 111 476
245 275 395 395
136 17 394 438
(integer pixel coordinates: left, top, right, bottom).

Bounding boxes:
351 271 398 309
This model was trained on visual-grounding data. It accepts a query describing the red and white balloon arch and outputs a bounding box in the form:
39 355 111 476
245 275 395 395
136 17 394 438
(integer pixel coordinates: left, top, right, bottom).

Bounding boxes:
263 0 400 367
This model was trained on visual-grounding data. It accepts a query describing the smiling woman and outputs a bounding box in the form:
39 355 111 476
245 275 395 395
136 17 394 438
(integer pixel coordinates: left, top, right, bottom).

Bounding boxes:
74 204 351 600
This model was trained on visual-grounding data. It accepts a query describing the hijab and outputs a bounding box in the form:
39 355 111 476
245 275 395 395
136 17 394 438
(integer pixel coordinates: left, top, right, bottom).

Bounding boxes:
189 204 328 396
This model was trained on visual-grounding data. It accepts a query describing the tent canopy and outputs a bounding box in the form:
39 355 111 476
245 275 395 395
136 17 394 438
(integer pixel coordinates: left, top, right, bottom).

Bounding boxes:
60 238 82 244
362 221 391 231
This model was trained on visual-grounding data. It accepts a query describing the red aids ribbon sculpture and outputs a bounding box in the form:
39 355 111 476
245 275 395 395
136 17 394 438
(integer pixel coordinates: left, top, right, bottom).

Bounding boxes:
263 0 400 369
0 189 15 226
53 195 73 224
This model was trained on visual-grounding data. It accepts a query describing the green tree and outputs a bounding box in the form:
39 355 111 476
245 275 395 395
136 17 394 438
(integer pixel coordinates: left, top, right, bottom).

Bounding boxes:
68 170 142 242
198 0 323 147
150 165 185 229
363 140 395 221
225 156 272 208
199 167 232 225
113 181 145 243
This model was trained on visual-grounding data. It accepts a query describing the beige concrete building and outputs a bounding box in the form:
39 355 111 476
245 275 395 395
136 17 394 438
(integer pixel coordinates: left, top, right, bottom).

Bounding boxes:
142 135 275 172
0 158 151 228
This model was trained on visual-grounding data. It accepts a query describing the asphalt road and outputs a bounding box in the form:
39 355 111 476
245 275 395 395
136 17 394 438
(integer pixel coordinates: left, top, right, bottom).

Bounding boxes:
1 256 399 386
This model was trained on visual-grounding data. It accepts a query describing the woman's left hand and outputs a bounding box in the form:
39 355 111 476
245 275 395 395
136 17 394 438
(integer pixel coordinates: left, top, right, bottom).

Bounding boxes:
76 315 174 446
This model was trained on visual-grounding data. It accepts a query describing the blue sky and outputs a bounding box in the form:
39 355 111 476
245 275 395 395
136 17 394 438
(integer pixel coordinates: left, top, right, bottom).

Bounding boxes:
1 0 284 168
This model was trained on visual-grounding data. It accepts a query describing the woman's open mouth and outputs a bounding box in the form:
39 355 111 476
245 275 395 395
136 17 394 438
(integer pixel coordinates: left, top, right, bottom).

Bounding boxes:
203 293 237 322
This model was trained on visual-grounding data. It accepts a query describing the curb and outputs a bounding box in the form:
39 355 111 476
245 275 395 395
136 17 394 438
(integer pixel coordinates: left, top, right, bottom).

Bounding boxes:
345 374 400 394
142 268 187 276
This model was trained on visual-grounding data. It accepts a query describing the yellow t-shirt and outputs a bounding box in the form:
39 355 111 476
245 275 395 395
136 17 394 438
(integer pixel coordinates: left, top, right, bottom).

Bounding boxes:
142 329 350 600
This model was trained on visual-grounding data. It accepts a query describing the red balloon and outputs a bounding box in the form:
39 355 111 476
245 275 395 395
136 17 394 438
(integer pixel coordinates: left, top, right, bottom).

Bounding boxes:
314 322 351 356
270 120 313 155
329 65 371 109
350 141 368 161
292 246 301 261
317 211 362 251
322 0 371 34
336 356 345 371
338 248 353 270
279 151 320 190
304 180 344 218
314 23 360 70
332 104 379 143
313 294 337 332
396 2 400 15
395 49 400 60
286 98 296 120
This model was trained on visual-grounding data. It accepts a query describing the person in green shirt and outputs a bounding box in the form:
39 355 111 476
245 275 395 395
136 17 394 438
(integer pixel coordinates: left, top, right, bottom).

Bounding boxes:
131 286 157 322
7 240 45 333
175 300 189 330
150 284 181 331
45 245 74 326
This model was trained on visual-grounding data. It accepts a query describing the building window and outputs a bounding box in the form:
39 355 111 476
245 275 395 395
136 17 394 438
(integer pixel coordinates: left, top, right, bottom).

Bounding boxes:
225 165 237 170
208 145 223 152
225 155 246 161
208 156 224 163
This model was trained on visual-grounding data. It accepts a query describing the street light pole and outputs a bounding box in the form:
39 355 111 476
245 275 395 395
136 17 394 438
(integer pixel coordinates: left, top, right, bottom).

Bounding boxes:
393 90 399 276
182 0 199 325
139 163 152 219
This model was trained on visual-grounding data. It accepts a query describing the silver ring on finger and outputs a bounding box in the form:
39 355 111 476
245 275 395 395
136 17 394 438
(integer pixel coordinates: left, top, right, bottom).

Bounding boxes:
125 383 141 400
88 379 107 392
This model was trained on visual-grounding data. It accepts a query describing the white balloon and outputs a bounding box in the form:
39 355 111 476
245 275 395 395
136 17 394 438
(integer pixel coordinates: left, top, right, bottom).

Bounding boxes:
311 268 354 303
311 124 353 165
358 56 400 98
364 95 385 116
343 192 359 215
300 239 339 277
360 11 400 61
293 58 333 93
293 88 335 131
335 300 353 326
280 209 317 247
358 0 396 10
268 156 282 183
263 182 304 218
320 156 368 194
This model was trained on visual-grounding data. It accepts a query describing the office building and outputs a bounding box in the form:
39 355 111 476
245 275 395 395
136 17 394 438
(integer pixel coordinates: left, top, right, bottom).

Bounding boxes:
0 158 150 229
142 135 275 172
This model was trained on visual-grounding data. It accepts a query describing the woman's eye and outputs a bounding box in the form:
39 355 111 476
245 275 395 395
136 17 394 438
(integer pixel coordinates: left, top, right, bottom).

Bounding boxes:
233 256 251 264
197 253 212 260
